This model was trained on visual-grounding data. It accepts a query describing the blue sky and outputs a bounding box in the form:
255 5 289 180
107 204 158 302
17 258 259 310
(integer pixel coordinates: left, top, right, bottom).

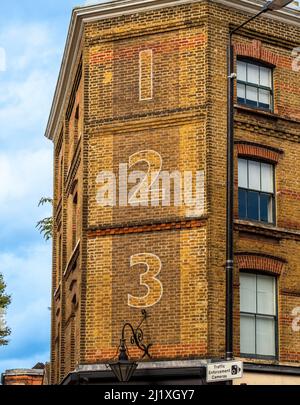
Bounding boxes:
0 0 101 375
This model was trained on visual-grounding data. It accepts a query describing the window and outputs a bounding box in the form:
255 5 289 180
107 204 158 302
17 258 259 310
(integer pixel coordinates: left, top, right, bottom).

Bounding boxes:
74 105 79 147
237 60 273 111
72 193 78 250
240 273 277 358
58 235 62 286
58 155 64 200
72 294 77 312
238 158 275 223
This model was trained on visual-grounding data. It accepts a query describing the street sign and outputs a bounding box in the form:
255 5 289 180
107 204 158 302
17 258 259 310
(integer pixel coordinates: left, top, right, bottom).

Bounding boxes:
206 360 243 383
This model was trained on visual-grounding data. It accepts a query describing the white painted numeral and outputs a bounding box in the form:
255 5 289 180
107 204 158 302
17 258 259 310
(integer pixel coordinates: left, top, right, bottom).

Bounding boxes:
292 307 300 332
128 253 163 308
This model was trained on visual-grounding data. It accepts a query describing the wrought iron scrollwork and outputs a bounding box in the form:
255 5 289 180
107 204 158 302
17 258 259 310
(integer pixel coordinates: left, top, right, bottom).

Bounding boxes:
121 310 152 359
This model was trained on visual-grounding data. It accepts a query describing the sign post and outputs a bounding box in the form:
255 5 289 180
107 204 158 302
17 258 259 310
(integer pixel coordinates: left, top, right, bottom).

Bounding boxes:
206 360 243 383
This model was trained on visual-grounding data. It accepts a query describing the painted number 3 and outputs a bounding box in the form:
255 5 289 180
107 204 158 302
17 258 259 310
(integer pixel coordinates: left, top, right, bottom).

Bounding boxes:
128 253 163 308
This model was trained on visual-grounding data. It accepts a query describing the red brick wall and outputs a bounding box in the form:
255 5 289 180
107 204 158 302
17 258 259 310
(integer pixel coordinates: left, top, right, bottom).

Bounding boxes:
3 374 44 386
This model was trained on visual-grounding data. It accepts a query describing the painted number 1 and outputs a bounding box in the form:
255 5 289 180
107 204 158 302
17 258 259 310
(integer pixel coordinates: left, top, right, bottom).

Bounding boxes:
128 253 163 308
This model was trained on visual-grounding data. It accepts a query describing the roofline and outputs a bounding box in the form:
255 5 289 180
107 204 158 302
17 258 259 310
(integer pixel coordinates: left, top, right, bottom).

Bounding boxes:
2 369 44 376
244 363 300 376
60 360 300 385
1 369 45 385
44 0 300 141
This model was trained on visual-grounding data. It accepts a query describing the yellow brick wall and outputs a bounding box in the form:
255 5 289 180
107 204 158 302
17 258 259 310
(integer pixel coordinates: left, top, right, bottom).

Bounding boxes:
49 1 300 383
87 122 206 228
84 227 207 363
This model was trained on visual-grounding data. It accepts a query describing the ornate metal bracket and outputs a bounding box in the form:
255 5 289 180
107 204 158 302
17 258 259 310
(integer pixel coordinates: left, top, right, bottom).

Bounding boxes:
120 310 152 359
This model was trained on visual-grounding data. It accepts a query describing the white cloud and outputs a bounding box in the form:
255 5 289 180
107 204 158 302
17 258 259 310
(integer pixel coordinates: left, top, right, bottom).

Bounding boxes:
0 22 61 72
0 22 62 143
0 242 51 374
0 25 54 235
0 17 57 379
0 71 56 139
84 0 108 5
0 148 52 214
84 0 100 5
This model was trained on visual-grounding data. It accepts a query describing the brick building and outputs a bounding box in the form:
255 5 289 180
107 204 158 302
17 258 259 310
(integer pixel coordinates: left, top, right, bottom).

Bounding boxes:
1 364 45 385
45 0 300 384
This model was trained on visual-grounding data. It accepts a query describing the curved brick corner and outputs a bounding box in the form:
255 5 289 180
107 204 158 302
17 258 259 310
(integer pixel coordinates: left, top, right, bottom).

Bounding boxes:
234 39 279 66
236 142 282 163
236 253 286 275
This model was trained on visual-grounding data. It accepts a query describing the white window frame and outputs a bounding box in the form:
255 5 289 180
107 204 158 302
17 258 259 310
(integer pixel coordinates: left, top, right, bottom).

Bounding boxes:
240 272 278 359
238 158 275 224
237 59 273 111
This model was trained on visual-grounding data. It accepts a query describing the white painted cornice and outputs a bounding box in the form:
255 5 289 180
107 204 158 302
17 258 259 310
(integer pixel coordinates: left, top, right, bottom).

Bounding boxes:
45 0 300 141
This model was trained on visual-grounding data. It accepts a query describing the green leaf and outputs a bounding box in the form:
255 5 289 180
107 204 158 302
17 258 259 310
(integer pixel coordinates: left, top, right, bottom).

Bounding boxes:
0 273 11 346
37 197 53 240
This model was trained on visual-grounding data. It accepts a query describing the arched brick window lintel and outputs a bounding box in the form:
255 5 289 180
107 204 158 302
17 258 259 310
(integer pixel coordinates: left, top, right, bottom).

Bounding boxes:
236 253 286 276
235 142 283 164
234 40 279 67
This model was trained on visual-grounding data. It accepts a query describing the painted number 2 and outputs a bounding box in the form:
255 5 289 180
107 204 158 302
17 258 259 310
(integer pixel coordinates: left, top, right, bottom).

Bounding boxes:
128 253 163 308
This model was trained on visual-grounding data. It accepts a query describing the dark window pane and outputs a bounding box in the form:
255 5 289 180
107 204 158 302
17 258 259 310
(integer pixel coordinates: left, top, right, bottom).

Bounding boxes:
260 194 273 223
239 189 247 219
236 61 273 112
258 102 270 110
258 89 271 110
245 99 258 108
247 191 259 221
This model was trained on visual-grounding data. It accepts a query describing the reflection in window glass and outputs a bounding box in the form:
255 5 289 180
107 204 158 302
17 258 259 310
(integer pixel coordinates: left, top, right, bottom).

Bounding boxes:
238 158 275 223
237 60 273 111
240 273 277 357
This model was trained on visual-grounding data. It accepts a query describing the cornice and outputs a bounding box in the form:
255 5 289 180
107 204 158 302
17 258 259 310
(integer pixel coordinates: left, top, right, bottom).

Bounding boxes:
235 105 300 125
86 106 206 135
281 288 300 297
87 217 208 238
235 106 300 144
235 219 300 241
235 121 300 144
45 0 300 142
215 0 300 26
86 18 205 45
